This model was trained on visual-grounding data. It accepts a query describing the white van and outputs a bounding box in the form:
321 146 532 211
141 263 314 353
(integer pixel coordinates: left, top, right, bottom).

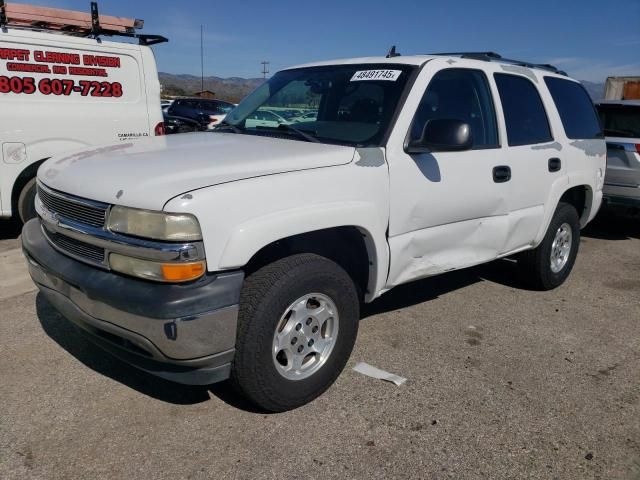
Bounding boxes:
0 7 165 221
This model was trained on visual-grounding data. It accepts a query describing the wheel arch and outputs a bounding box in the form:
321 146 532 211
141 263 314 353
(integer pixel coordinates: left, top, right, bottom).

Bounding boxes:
560 185 593 228
211 200 390 302
534 183 593 246
11 158 48 215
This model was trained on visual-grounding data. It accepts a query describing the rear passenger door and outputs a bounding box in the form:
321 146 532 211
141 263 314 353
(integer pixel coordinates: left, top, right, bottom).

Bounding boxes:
492 72 559 252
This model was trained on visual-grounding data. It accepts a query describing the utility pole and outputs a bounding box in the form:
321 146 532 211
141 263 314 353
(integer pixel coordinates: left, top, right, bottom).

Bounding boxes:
261 61 269 79
200 24 204 91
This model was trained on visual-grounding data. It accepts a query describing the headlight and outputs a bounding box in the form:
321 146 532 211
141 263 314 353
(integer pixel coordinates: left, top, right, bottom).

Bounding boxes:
107 206 202 241
110 253 206 283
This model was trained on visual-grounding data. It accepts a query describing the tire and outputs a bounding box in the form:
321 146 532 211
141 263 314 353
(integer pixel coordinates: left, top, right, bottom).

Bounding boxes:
518 202 580 290
231 253 360 412
17 178 37 223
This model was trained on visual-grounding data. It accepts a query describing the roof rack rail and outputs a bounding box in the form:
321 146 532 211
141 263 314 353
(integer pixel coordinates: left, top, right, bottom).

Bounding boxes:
428 51 567 76
0 1 168 46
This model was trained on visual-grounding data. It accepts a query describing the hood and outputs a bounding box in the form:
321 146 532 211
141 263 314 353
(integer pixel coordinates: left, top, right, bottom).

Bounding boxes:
38 133 355 210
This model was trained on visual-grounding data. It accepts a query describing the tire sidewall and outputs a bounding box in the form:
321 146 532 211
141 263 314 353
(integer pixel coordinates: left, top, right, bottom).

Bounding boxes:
540 204 580 287
236 256 359 409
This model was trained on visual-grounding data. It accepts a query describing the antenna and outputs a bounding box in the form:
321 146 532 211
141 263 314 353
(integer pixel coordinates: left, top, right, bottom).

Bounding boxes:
386 45 401 58
200 24 204 91
261 60 270 79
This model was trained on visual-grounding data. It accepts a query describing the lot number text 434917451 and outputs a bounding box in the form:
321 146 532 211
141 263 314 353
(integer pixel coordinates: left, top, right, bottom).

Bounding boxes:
0 75 123 97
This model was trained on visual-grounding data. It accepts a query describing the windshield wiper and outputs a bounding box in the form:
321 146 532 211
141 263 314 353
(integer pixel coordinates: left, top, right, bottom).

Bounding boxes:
276 124 320 143
215 120 244 133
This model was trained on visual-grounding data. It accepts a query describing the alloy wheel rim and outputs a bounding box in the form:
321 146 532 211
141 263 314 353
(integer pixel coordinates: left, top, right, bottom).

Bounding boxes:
272 293 339 381
550 222 573 273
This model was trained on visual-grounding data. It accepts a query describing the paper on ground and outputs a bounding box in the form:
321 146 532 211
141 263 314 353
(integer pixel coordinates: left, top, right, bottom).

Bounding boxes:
352 362 407 386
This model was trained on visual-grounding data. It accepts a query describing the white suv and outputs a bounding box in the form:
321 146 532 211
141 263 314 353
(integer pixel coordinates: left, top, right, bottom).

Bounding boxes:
23 52 606 411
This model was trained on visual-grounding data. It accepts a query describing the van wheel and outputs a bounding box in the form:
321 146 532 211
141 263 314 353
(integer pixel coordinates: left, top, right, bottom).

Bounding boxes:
18 178 37 223
518 202 580 290
231 253 359 412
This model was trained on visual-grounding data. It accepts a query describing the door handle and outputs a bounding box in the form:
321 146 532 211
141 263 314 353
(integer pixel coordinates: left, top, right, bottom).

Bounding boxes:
548 157 562 172
493 165 511 183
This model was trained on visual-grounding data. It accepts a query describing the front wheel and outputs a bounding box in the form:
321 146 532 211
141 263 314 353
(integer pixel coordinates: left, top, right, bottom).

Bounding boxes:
231 253 360 412
518 202 580 290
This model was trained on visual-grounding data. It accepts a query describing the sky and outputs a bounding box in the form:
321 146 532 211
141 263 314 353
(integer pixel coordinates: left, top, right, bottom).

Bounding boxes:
39 0 640 82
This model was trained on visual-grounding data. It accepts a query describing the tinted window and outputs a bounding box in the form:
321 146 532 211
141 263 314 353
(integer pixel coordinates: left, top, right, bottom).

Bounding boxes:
596 104 640 139
410 69 499 149
214 101 234 114
545 77 602 139
494 73 552 146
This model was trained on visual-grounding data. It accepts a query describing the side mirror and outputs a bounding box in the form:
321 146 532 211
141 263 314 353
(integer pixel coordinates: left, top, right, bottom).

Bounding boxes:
406 118 473 153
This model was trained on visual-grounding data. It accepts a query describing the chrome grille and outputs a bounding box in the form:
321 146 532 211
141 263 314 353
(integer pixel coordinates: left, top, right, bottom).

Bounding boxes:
37 184 108 228
43 228 106 265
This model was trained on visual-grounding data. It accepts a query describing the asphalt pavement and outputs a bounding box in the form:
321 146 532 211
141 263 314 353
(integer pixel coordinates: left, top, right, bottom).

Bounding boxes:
1 210 639 479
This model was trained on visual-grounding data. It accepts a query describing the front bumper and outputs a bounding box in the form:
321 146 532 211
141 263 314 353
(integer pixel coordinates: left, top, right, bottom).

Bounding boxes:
22 218 244 385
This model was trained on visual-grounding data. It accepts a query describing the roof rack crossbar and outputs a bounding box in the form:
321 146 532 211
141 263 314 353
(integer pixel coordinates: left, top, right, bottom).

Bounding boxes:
428 51 567 76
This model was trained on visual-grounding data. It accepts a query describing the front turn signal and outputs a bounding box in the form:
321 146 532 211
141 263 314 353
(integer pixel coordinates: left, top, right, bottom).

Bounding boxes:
110 253 206 283
161 261 206 282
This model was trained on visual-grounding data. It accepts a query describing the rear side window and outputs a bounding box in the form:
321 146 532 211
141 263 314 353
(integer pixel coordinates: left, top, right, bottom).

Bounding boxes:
494 73 552 146
544 77 602 139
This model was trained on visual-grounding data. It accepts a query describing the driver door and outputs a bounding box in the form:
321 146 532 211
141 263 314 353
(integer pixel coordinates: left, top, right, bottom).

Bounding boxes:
385 61 511 287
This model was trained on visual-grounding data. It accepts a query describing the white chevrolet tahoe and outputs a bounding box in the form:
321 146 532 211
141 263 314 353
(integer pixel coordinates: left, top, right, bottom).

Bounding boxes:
23 52 606 411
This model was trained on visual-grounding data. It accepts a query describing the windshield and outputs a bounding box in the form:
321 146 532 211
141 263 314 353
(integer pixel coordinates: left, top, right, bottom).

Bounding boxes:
223 64 415 146
597 104 640 139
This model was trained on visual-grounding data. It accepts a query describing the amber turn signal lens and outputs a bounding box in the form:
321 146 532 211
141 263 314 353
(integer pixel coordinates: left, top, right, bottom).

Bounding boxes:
160 261 206 282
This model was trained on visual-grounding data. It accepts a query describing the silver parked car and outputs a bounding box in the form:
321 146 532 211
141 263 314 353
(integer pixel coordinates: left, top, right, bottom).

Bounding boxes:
596 100 640 208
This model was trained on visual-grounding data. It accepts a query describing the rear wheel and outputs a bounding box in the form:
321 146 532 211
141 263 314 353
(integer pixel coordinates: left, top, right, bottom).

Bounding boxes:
231 253 360 412
518 202 580 290
17 178 37 223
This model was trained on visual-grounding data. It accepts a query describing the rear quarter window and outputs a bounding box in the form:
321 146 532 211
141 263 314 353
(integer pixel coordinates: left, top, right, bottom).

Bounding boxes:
494 73 553 146
544 77 602 139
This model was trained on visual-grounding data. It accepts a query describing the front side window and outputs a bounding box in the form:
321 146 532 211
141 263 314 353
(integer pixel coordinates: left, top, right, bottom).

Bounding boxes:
544 77 602 139
494 73 553 146
223 64 415 146
409 68 499 149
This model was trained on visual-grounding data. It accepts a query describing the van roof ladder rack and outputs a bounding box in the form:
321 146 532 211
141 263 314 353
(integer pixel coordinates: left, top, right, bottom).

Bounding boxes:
428 51 567 76
0 1 167 46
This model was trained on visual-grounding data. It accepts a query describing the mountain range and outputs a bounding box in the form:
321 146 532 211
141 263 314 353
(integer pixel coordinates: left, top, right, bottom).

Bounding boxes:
159 72 606 103
159 72 264 102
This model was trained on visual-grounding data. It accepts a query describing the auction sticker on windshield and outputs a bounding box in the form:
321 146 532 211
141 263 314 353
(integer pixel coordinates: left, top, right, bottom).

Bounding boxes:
350 70 402 81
